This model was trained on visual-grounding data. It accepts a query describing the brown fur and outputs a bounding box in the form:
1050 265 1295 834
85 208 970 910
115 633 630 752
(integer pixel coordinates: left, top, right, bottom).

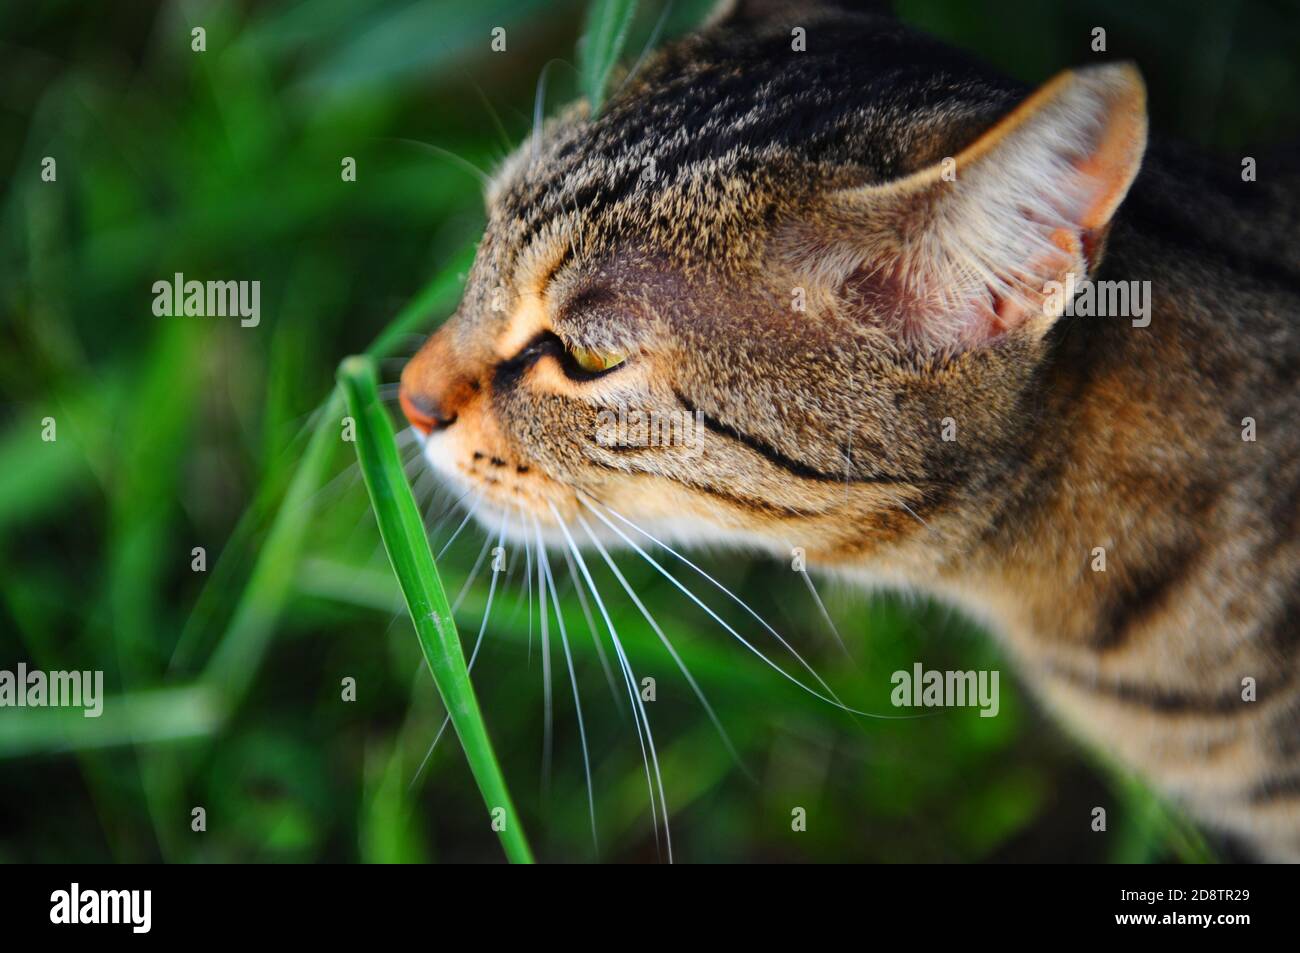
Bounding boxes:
401 0 1299 857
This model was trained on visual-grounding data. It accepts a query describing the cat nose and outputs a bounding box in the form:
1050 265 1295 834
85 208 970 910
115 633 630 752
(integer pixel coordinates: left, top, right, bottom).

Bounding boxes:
399 388 456 434
400 324 480 434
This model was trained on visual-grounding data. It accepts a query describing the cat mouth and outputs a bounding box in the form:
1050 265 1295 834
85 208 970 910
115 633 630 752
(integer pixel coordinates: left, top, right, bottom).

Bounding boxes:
451 452 559 514
412 425 588 534
411 424 752 556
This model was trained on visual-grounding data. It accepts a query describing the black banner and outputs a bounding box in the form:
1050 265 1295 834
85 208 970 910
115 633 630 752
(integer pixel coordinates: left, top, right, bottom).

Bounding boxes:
3 863 1286 940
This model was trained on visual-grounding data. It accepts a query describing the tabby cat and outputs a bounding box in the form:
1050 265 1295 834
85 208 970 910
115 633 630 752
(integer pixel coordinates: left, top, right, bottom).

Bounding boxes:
399 0 1299 859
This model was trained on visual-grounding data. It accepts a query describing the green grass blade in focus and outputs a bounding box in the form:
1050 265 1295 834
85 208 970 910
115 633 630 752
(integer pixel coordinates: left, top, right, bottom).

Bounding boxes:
579 0 637 116
337 355 534 865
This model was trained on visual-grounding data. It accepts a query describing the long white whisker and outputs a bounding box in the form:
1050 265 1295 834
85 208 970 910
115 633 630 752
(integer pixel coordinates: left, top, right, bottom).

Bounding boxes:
610 0 673 102
583 495 844 703
386 137 490 188
501 537 520 595
435 497 481 560
896 497 929 528
523 530 534 662
426 486 475 538
296 459 364 516
531 59 558 160
580 496 916 718
576 512 750 780
452 532 495 613
549 500 671 862
799 567 852 659
533 519 554 807
560 541 624 713
536 525 599 853
471 83 514 153
410 468 437 505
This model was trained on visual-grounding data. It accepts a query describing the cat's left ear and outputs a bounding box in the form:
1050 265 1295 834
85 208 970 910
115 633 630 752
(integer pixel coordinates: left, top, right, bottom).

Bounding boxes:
798 63 1147 352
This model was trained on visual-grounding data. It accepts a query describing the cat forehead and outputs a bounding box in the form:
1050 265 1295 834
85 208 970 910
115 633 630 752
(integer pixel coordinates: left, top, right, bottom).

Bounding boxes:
481 16 1016 284
484 115 785 280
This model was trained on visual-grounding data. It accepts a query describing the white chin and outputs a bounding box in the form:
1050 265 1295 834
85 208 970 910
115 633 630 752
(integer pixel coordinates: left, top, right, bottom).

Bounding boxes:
411 426 775 560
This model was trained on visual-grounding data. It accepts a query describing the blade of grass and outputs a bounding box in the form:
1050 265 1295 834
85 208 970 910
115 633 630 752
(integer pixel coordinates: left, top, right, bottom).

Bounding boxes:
0 685 222 757
337 354 533 865
183 241 476 690
579 0 638 116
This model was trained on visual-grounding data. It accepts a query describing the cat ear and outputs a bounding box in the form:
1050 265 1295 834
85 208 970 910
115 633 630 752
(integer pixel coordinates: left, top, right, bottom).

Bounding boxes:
798 63 1147 352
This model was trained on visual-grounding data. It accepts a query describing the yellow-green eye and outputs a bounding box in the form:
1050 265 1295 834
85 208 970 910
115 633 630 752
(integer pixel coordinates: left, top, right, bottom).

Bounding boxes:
568 344 626 374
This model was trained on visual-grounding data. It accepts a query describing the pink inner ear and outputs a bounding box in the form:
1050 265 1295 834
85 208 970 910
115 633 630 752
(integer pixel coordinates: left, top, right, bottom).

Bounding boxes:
843 254 1005 350
992 225 1085 332
842 210 1086 351
816 65 1147 354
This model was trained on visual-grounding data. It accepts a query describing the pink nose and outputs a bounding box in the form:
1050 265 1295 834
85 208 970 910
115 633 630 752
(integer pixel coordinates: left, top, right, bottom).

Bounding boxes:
399 389 454 434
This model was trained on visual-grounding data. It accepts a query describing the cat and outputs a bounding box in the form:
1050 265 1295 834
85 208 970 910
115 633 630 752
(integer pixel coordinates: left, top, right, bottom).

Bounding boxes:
399 0 1299 859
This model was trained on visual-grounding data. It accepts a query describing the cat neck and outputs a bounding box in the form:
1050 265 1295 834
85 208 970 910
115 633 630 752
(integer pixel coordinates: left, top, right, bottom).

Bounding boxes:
910 160 1298 659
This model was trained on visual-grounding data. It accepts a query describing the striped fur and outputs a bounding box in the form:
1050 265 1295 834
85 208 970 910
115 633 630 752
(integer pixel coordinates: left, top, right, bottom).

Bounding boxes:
401 0 1300 858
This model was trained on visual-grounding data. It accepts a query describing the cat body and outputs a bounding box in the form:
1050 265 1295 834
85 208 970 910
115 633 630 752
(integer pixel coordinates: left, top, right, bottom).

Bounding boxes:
401 0 1299 858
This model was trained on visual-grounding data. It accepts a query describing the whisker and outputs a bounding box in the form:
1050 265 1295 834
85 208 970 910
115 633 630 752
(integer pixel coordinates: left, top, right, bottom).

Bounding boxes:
425 486 474 539
501 541 519 592
410 470 438 510
896 497 929 528
799 567 852 659
532 519 554 810
610 0 674 102
531 59 556 160
523 531 534 660
424 481 467 527
580 496 917 718
472 83 515 153
451 532 495 613
535 520 598 853
576 512 751 779
583 495 841 699
435 496 481 560
384 137 491 188
403 451 428 478
560 540 624 714
549 500 671 862
293 459 364 517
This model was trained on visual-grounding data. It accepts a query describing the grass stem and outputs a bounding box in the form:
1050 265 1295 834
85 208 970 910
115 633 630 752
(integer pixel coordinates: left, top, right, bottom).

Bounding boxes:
337 355 533 864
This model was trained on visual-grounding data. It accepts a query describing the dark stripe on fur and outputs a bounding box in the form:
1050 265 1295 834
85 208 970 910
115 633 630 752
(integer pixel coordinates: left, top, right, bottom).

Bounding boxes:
1247 768 1300 806
1093 539 1205 651
1043 662 1285 715
586 457 823 518
674 389 927 486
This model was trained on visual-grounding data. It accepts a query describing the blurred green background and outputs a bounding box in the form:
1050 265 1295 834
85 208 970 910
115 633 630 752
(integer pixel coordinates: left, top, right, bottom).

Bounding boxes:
2 0 1296 863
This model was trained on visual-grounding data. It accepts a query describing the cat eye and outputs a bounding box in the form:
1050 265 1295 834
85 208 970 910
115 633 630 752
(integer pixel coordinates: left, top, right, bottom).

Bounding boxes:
499 331 628 383
566 343 626 375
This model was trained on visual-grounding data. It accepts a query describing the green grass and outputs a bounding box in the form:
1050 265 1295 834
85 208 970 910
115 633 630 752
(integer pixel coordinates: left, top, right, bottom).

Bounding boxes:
338 354 533 864
579 0 639 116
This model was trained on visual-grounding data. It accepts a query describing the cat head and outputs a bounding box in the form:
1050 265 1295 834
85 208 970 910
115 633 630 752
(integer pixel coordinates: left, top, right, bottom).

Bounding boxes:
399 0 1147 567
